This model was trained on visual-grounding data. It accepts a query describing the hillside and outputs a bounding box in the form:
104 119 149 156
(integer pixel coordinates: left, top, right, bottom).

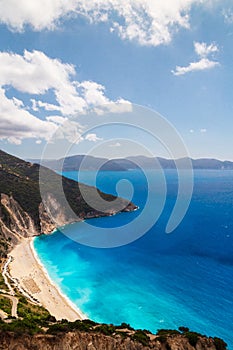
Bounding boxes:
0 150 136 257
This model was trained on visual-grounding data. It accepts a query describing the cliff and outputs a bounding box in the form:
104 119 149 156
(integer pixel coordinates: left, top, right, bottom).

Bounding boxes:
0 325 227 350
0 150 136 257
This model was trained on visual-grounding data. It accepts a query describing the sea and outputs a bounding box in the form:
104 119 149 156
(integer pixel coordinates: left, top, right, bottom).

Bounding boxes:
34 169 233 348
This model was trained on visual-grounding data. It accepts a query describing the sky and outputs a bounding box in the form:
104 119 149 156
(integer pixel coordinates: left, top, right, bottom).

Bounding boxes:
0 0 233 160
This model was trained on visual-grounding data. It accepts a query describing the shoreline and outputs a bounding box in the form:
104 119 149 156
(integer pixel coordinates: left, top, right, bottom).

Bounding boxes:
8 237 86 322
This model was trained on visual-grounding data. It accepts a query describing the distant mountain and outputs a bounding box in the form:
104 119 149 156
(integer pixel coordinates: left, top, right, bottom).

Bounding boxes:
0 150 136 258
29 155 233 171
29 155 128 171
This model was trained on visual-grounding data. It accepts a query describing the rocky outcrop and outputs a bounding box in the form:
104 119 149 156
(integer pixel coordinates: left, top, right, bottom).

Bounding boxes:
0 331 222 350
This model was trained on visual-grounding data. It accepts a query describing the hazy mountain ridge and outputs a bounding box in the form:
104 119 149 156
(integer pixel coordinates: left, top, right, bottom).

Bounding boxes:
29 155 233 171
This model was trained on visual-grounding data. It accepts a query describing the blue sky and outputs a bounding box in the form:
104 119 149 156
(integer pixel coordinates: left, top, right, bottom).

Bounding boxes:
0 1 233 160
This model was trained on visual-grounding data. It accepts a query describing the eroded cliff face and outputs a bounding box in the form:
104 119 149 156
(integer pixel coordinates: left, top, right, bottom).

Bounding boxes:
0 193 71 251
0 194 39 245
0 331 220 350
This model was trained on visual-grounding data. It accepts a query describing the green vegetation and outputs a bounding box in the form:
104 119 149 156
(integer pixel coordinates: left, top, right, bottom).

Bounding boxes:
94 324 116 336
115 322 134 330
178 326 190 333
156 329 181 345
185 332 200 347
48 319 97 334
157 329 181 336
17 296 52 325
213 337 228 350
0 295 11 315
131 330 150 346
0 318 41 335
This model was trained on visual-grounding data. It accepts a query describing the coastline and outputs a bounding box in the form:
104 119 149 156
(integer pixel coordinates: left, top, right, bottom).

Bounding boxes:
8 237 86 322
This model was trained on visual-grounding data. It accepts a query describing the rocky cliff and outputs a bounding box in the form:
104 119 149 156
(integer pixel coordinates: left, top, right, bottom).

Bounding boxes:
0 329 226 350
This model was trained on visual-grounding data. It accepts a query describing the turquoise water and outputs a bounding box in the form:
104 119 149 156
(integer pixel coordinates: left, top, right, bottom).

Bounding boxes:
34 170 233 348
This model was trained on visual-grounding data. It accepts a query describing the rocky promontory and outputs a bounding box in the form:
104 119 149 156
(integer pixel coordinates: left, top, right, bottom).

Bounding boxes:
0 149 137 256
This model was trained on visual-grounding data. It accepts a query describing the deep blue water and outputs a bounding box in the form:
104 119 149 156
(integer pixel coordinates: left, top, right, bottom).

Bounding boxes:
34 170 233 348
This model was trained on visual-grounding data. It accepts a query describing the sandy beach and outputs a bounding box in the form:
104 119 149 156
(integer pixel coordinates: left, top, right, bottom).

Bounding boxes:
8 237 85 322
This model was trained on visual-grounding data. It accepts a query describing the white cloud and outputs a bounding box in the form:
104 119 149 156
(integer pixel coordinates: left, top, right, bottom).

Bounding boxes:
172 41 220 76
46 116 67 125
194 42 219 58
0 50 129 144
0 0 76 31
0 50 88 116
76 81 109 107
222 8 233 24
85 133 103 142
200 128 207 133
0 0 219 47
189 129 194 133
0 87 57 144
93 99 132 115
172 58 219 76
36 140 42 144
109 142 121 147
31 99 61 112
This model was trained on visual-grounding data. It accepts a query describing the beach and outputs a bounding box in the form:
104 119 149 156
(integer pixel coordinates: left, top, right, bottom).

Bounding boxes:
8 237 85 322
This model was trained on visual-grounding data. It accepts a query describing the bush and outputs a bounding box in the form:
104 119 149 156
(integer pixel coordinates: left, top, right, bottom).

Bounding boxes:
47 322 69 334
131 330 150 346
17 301 50 326
185 332 200 347
157 335 167 343
69 320 95 332
213 337 227 350
0 295 11 315
82 319 97 327
94 324 116 336
157 329 180 336
0 319 41 335
179 326 189 333
116 322 134 330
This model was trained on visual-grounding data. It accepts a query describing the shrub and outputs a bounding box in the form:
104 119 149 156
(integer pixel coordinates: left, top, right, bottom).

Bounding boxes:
179 326 189 333
94 324 116 336
213 337 227 350
185 332 200 347
157 335 167 343
116 322 134 330
131 330 150 346
157 329 180 336
82 319 97 327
